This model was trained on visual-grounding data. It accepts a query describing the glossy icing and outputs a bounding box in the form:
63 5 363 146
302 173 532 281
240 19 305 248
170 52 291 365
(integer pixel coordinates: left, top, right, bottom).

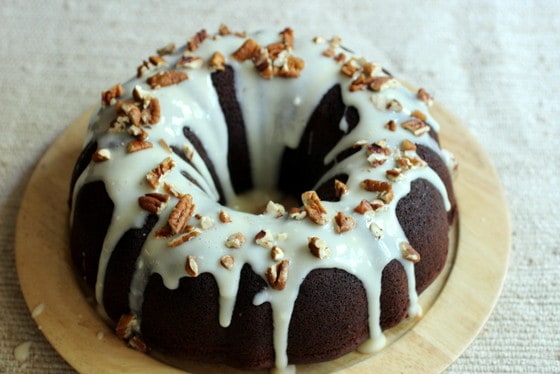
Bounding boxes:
71 28 452 371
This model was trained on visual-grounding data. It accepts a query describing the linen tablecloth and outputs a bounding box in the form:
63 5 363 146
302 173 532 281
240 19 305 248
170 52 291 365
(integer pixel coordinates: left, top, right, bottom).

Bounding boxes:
1 1 559 372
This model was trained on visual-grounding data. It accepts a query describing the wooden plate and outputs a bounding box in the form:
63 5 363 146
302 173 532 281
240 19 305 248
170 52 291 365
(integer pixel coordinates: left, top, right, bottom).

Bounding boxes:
15 103 510 373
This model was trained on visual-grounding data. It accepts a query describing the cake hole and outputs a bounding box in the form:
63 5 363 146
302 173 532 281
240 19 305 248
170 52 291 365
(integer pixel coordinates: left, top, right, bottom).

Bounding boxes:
227 189 298 214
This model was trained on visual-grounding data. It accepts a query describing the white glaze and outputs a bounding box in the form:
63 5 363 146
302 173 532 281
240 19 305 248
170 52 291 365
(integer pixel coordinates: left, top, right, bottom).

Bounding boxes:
71 29 452 372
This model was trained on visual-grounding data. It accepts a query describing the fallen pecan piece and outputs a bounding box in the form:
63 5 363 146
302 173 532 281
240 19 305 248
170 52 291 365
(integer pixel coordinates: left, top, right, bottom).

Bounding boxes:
185 255 199 277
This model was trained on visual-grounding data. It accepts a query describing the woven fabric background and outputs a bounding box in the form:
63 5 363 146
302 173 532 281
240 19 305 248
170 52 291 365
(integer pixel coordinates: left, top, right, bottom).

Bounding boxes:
1 0 558 372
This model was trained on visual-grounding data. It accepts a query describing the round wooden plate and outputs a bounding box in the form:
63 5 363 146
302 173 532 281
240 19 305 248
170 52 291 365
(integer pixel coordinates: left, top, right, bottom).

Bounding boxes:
16 103 510 373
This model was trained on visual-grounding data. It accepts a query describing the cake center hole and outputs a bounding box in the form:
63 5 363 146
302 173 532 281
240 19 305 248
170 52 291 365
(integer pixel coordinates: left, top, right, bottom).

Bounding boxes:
227 189 298 215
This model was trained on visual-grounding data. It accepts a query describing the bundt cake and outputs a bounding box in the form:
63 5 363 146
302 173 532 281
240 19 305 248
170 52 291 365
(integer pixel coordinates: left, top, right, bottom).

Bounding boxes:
69 25 457 372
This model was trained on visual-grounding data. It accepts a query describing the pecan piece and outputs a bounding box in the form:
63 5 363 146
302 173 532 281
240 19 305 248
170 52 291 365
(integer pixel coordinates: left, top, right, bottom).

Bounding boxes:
401 242 421 263
333 212 356 233
115 314 137 340
334 179 349 198
127 140 153 153
187 29 208 52
128 336 149 353
147 70 188 89
168 228 201 247
185 255 199 277
219 210 232 223
255 229 274 249
146 157 175 189
220 255 235 270
302 191 328 225
401 139 417 151
266 259 290 290
308 236 330 259
231 38 260 61
401 118 430 136
92 148 111 162
168 194 195 234
101 83 123 107
225 232 245 249
417 88 434 106
138 193 169 215
209 51 226 71
360 179 394 203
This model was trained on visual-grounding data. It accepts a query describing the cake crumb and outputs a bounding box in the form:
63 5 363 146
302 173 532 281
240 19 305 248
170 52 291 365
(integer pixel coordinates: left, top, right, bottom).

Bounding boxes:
14 341 32 362
97 331 105 340
31 303 45 319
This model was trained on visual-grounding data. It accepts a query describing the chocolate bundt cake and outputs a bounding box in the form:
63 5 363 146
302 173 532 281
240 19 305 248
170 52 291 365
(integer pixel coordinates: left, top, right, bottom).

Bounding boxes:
69 26 457 372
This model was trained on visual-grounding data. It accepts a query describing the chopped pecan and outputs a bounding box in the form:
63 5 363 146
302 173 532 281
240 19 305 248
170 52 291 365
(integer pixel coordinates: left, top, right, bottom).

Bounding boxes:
128 336 149 353
369 76 398 92
168 194 195 234
168 228 201 247
157 43 175 56
265 201 285 218
231 38 260 62
142 97 160 124
366 139 392 167
138 193 169 215
271 245 284 261
384 119 397 131
255 229 274 249
185 255 199 277
308 237 330 259
220 255 235 270
266 259 290 290
401 242 421 263
354 199 374 214
401 139 417 151
158 139 173 154
411 109 427 121
116 314 137 340
118 101 142 126
417 88 434 106
334 179 349 198
198 215 215 230
187 29 208 52
147 70 188 89
154 223 174 238
370 222 384 239
280 27 294 50
92 148 111 162
225 232 245 249
163 182 184 198
101 83 124 107
360 179 394 203
341 59 361 77
302 191 328 225
219 210 232 223
148 55 168 67
288 207 307 220
127 140 153 153
333 212 356 233
401 118 430 136
386 168 403 181
177 55 204 69
209 51 226 71
386 99 403 112
146 157 175 189
128 125 148 141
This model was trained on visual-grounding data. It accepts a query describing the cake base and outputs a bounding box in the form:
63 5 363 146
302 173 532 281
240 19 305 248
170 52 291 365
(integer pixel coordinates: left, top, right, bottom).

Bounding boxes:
15 102 510 373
